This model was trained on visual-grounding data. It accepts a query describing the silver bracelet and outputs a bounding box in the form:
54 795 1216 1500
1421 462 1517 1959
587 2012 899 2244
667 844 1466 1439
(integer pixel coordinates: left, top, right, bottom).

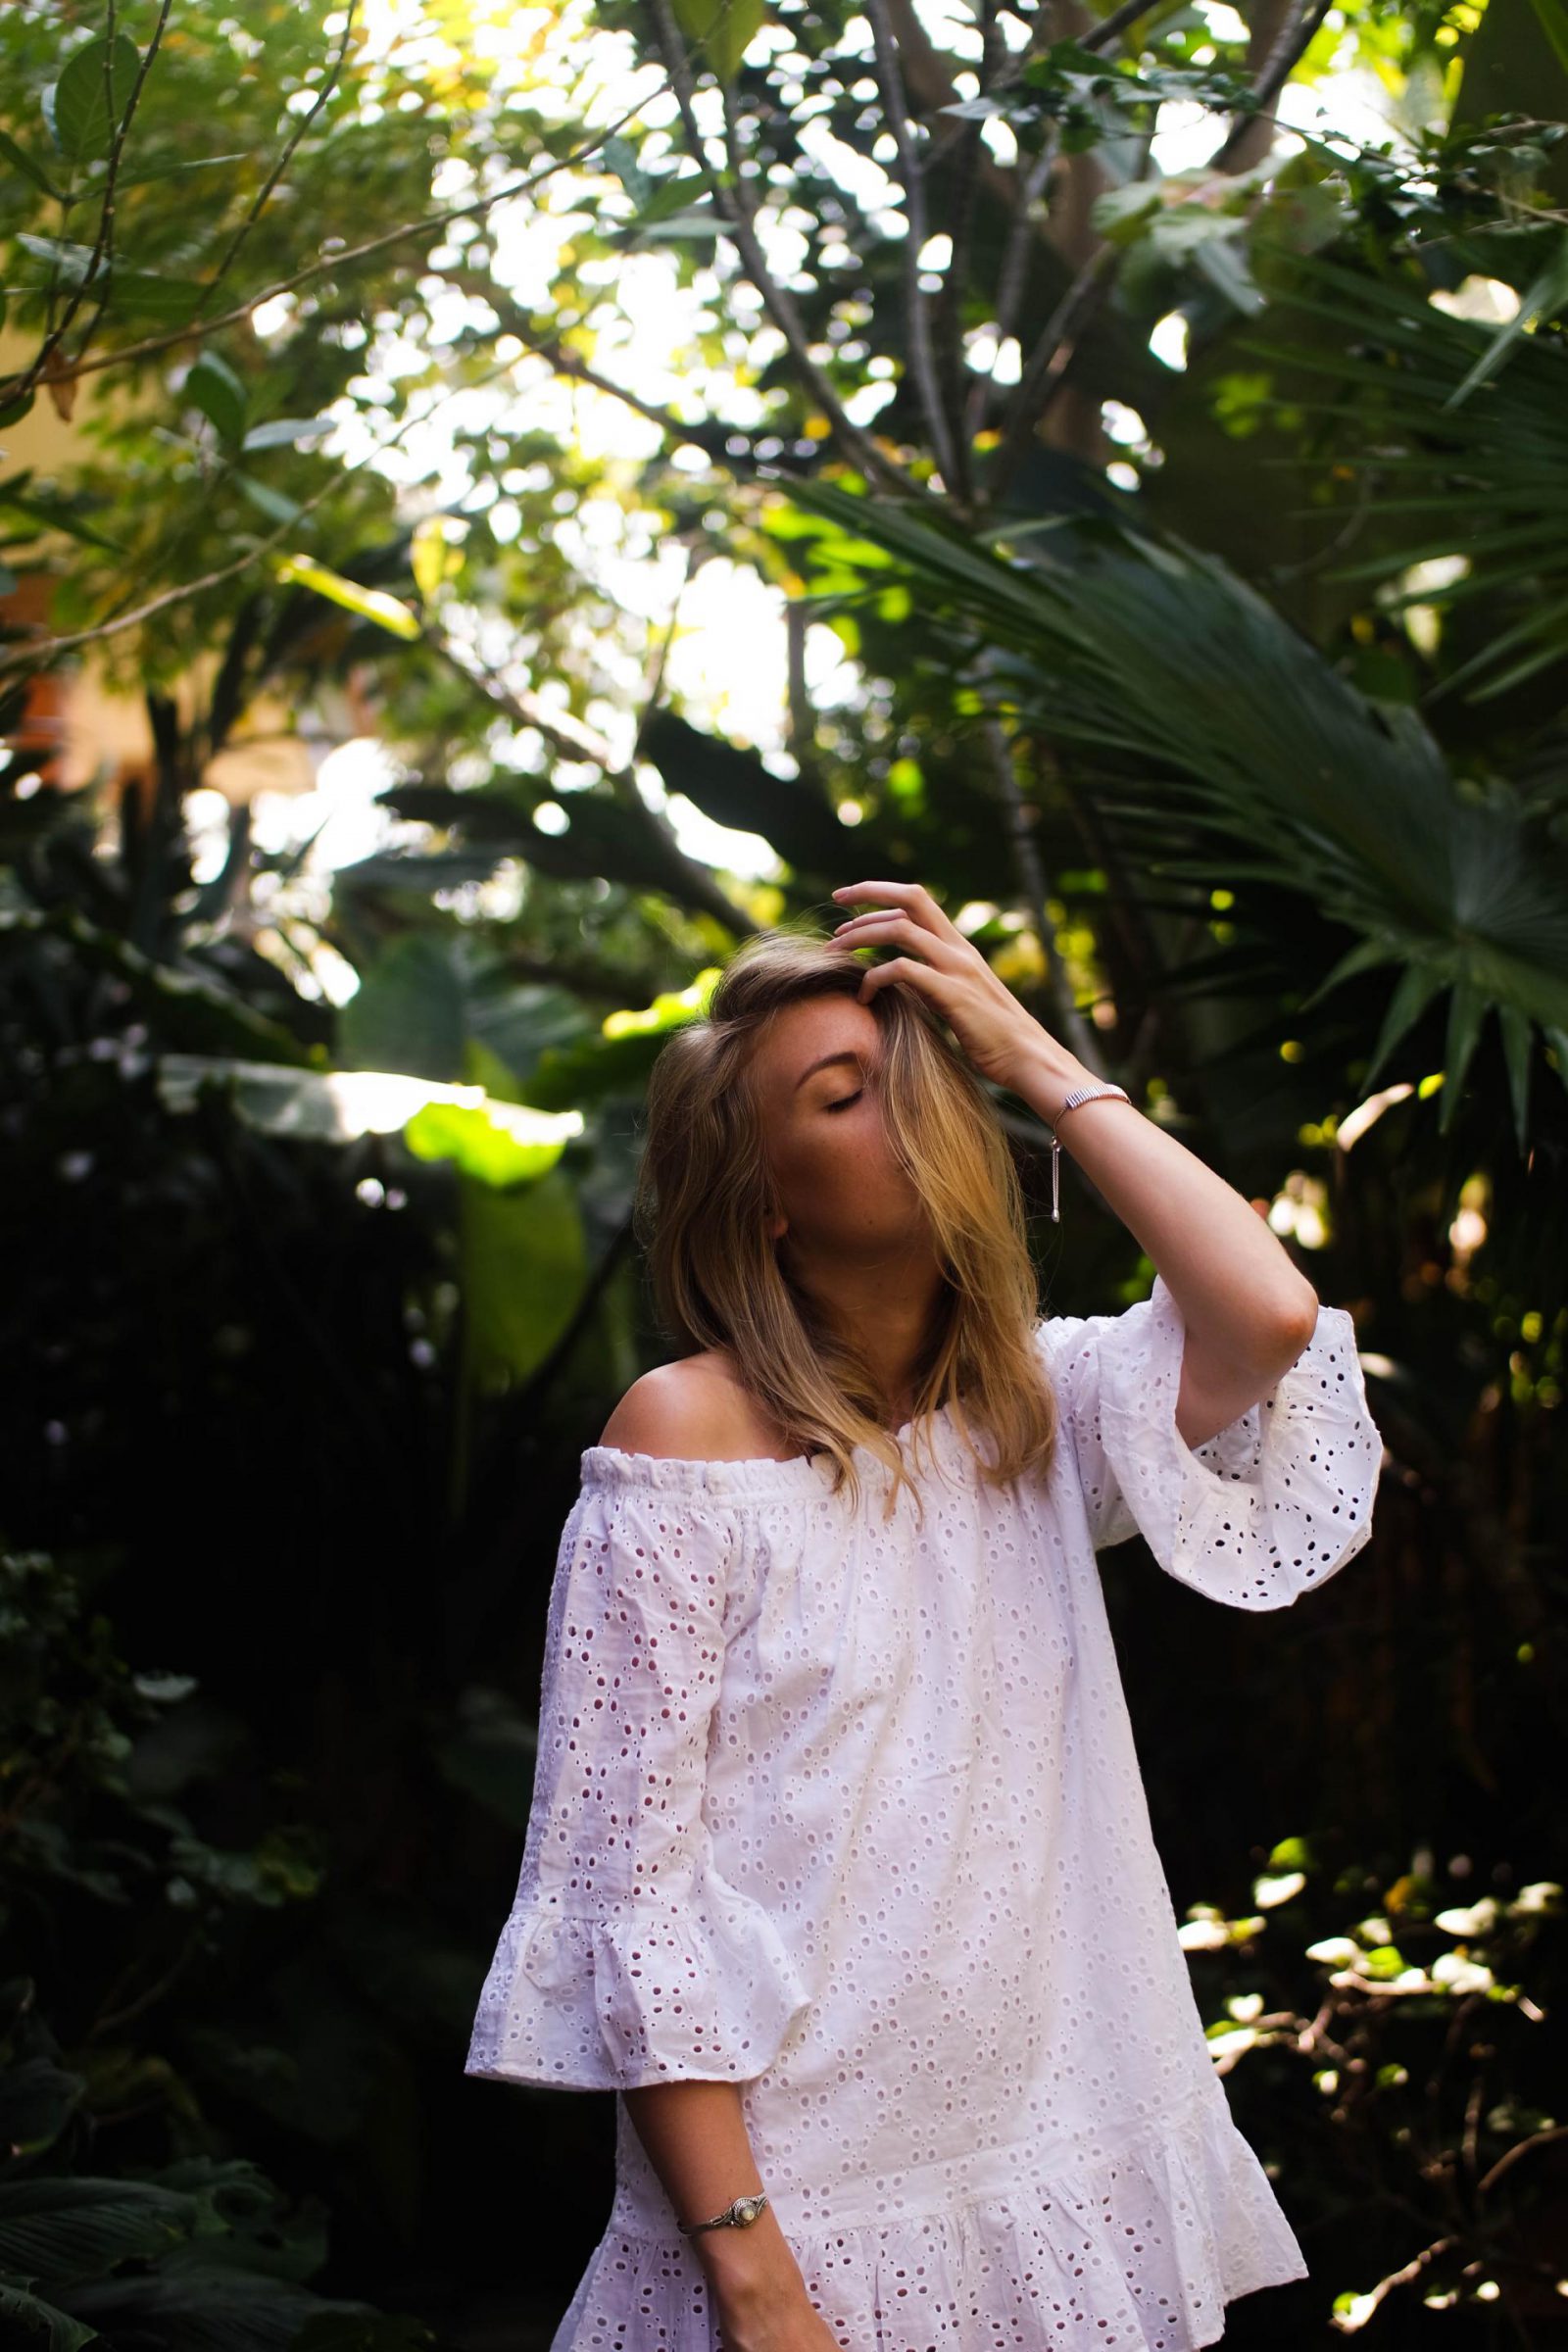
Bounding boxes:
1049 1082 1132 1223
678 2190 769 2236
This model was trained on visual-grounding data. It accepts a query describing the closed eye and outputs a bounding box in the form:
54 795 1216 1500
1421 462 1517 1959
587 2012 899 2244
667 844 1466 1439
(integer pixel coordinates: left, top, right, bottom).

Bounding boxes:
826 1090 863 1113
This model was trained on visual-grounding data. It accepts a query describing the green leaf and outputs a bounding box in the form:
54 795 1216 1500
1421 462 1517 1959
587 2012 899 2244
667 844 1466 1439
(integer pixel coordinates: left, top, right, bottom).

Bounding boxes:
0 126 63 201
241 416 335 451
0 2279 97 2352
1088 180 1164 243
185 351 248 444
518 973 719 1109
50 32 142 163
1440 982 1490 1135
274 553 421 641
15 232 101 287
0 481 124 552
669 0 765 84
3 906 308 1060
767 472 1568 1169
411 514 465 598
1442 226 1568 410
459 1165 587 1391
639 709 852 873
402 1099 573 1187
117 150 252 186
0 2174 198 2291
153 1054 579 1152
1495 1002 1535 1155
1526 0 1568 74
640 167 714 225
1360 958 1447 1090
339 936 466 1080
108 270 206 322
233 472 304 525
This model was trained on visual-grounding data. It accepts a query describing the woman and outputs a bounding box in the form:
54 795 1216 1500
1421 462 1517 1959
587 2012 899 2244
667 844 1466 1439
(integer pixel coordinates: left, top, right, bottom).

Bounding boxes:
465 881 1384 2352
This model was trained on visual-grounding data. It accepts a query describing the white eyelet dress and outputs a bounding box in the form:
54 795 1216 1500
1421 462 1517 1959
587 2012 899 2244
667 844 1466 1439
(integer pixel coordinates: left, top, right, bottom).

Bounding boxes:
465 1275 1384 2350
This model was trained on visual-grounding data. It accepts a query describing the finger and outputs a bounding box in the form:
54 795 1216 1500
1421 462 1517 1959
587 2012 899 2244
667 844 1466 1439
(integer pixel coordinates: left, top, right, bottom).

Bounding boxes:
830 911 964 967
829 880 964 944
856 954 952 1006
831 881 958 941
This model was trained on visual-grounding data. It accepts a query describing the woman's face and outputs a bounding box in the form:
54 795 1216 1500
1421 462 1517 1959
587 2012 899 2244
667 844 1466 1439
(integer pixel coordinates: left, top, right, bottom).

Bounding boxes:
747 996 930 1265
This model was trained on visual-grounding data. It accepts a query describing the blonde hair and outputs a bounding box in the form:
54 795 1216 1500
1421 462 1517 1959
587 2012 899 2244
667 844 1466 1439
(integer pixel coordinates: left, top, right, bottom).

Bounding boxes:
632 924 1064 1525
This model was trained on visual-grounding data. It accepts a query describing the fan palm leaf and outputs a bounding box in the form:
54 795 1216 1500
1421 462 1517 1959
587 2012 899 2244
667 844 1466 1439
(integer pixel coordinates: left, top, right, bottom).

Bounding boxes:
766 477 1568 1155
1235 243 1568 702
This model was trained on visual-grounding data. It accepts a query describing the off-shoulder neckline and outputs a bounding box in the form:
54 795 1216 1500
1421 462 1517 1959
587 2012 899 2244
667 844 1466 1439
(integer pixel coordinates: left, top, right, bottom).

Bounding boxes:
575 1305 1102 1500
579 1397 961 1500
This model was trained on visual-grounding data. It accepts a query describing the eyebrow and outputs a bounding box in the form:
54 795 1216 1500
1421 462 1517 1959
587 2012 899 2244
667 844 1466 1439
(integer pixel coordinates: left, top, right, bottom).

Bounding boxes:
793 1050 868 1094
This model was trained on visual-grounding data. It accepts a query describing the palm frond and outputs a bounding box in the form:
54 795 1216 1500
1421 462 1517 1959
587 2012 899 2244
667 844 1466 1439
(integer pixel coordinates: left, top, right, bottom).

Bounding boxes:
1234 244 1568 703
768 476 1568 1153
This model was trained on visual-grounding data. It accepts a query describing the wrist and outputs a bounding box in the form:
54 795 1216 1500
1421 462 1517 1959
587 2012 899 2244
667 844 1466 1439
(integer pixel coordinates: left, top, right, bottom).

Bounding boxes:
1008 1043 1105 1128
695 2206 803 2306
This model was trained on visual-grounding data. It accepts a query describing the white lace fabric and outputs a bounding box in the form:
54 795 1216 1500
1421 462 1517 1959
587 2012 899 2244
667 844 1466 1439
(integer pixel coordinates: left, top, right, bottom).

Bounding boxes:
466 1277 1384 2349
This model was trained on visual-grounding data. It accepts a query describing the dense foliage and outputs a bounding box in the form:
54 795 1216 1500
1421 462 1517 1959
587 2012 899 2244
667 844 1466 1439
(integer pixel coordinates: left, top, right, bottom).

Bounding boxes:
2 0 1566 2344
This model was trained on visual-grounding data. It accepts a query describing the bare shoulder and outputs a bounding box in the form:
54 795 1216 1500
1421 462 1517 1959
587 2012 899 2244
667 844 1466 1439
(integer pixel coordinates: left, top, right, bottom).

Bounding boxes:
596 1350 799 1464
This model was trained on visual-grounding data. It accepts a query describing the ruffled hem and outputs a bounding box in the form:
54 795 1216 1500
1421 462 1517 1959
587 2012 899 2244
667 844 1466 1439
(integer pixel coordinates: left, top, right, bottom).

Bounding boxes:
464 1886 814 2090
549 2082 1305 2351
1096 1275 1382 1610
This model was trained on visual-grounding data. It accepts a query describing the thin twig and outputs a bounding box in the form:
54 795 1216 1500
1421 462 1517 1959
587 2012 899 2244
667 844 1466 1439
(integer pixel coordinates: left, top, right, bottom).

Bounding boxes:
984 0 1164 101
989 241 1123 503
0 83 653 404
18 0 175 409
192 0 361 321
427 633 760 937
1477 2123 1568 2200
863 0 961 497
935 0 1002 499
648 0 925 504
965 138 1057 450
628 538 699 770
0 352 514 677
981 712 1106 1073
1210 0 1336 171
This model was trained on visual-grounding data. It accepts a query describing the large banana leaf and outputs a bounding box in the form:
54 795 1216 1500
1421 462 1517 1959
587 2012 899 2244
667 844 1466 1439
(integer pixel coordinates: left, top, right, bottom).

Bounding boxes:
764 478 1568 1154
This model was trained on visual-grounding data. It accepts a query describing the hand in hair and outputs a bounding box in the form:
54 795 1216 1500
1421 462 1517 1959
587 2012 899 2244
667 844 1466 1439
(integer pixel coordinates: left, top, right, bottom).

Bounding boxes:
826 878 1048 1093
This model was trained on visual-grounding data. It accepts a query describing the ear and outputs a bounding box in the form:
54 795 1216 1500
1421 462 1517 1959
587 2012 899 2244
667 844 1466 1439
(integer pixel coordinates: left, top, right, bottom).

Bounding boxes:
768 1213 788 1244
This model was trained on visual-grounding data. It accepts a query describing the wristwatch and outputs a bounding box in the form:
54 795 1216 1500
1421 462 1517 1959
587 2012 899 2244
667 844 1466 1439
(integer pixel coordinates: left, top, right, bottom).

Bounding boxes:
678 2191 769 2236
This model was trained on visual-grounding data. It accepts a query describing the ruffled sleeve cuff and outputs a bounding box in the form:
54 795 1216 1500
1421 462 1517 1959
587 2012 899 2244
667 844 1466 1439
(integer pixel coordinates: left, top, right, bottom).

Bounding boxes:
464 1872 814 2091
1092 1274 1383 1610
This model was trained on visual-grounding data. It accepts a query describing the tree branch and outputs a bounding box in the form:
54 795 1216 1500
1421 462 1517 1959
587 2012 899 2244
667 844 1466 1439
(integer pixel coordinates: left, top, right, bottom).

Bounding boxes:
647 0 927 505
0 354 515 678
964 136 1057 450
448 283 812 478
0 84 651 404
934 0 1003 496
988 240 1122 504
17 0 175 412
1210 0 1335 172
862 0 962 499
192 0 361 321
426 634 761 939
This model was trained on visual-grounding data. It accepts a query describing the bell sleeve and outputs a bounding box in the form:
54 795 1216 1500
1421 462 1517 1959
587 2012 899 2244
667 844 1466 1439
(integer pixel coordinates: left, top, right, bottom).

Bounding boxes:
464 1464 812 2090
1039 1272 1383 1609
